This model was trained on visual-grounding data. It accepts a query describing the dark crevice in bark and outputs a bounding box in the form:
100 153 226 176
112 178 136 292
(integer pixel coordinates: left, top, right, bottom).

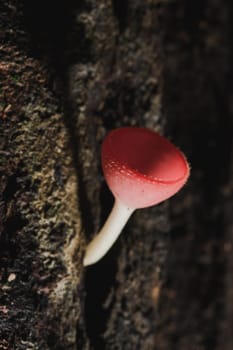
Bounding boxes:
84 182 119 349
22 0 77 67
112 0 129 32
84 253 118 349
62 97 118 349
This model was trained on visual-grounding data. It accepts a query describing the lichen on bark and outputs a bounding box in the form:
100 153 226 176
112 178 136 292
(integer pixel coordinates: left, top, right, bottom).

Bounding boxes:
0 3 87 348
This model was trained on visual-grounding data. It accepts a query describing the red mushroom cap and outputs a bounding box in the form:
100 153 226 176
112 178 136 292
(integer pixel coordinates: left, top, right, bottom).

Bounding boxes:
101 127 190 209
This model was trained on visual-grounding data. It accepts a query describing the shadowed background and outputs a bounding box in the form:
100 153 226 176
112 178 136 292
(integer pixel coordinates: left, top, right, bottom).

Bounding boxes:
0 0 232 349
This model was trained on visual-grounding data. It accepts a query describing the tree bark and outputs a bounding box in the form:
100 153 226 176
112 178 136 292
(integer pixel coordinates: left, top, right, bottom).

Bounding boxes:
0 0 232 349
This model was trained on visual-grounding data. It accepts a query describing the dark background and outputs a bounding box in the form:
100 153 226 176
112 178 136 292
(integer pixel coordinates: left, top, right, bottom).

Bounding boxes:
0 1 232 349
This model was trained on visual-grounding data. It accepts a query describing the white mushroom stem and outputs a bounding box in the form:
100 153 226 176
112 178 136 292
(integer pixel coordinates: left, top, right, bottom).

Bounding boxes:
83 199 134 266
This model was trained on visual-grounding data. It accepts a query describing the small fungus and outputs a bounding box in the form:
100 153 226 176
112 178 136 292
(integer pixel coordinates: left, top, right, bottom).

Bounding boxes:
83 127 190 266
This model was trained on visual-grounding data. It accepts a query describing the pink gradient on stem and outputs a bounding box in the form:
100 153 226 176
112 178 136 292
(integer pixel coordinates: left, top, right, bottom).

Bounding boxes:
83 127 190 266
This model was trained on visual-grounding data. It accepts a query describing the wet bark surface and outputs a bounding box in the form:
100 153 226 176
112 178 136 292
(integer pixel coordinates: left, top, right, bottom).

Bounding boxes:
0 0 232 349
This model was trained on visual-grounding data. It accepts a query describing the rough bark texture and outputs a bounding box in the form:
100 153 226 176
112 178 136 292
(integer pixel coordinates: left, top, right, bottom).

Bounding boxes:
0 2 87 349
0 1 232 350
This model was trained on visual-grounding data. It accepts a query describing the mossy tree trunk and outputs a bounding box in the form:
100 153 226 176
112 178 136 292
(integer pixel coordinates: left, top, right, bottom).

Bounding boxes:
0 1 232 349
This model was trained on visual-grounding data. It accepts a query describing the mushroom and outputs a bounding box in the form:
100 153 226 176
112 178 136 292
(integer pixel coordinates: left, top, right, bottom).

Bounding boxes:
83 127 190 266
